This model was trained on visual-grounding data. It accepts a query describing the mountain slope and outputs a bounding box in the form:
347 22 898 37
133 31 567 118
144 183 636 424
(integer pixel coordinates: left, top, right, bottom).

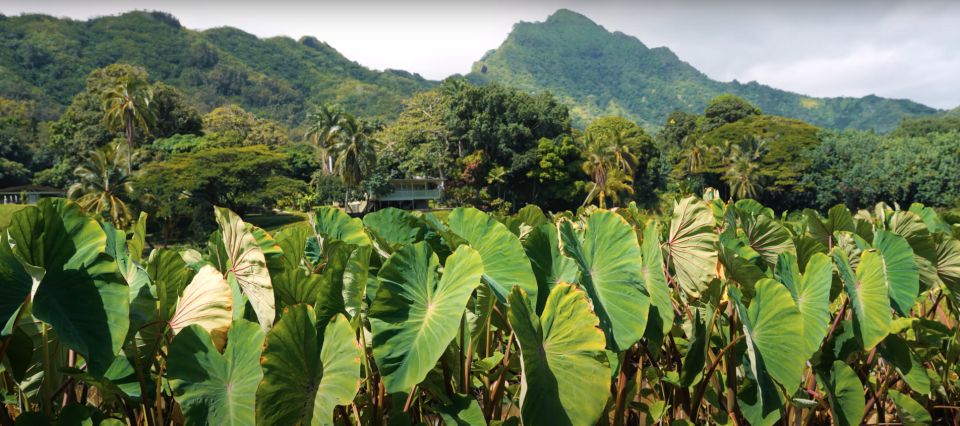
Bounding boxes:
467 9 938 131
0 11 434 123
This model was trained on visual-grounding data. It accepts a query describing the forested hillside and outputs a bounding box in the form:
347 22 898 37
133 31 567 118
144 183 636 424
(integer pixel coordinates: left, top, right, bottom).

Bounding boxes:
468 9 938 130
0 11 434 123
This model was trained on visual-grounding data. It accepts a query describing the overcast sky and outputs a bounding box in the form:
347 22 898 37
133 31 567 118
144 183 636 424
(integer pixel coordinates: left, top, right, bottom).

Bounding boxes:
3 0 958 109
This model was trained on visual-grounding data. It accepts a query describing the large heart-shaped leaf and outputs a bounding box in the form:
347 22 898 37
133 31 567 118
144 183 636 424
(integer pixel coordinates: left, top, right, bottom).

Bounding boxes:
878 334 932 395
168 320 265 426
146 248 195 324
363 207 427 254
642 220 674 339
934 234 960 304
832 248 891 350
888 211 938 286
447 207 537 305
806 205 855 248
306 207 371 318
730 279 805 406
169 265 233 346
370 243 483 393
742 213 795 268
215 207 275 331
523 223 577 307
559 211 649 351
666 196 717 297
888 389 931 426
775 252 832 357
256 307 361 425
309 206 371 249
12 200 129 378
873 231 920 315
508 284 610 426
818 361 864 426
0 233 31 333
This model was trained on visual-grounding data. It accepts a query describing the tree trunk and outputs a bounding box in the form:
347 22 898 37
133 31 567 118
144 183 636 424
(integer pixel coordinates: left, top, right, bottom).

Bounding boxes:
126 118 134 175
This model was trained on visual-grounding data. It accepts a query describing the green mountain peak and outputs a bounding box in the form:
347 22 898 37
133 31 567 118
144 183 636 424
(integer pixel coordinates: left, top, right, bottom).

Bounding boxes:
469 9 937 131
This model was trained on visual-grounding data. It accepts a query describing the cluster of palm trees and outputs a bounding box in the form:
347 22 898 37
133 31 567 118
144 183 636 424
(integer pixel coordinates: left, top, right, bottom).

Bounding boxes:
68 76 154 226
580 128 642 208
305 105 379 209
683 135 768 201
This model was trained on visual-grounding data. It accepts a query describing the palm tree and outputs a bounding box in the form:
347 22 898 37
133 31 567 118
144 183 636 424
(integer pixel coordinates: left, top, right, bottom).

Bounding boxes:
304 104 343 175
68 143 136 226
720 136 767 200
331 114 377 210
605 127 640 175
581 133 611 207
102 77 155 173
486 165 507 200
686 140 706 173
584 167 634 208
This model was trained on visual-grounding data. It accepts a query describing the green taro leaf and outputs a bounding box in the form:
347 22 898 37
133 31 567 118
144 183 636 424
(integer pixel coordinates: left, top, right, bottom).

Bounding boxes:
806 205 855 248
523 223 578 308
369 243 483 393
15 200 129 378
363 207 427 254
818 361 865 426
888 389 931 426
215 207 275 331
775 252 832 357
832 248 891 350
934 234 960 304
878 335 932 395
0 233 31 333
730 279 805 402
310 206 371 249
146 248 195 324
742 213 796 268
873 231 920 315
508 284 611 426
256 307 361 425
436 393 486 426
306 206 372 318
168 320 265 426
559 211 649 351
642 221 674 339
666 196 718 297
447 207 537 304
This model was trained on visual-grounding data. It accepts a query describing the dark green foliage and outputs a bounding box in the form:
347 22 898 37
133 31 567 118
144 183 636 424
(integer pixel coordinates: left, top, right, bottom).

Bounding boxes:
700 115 821 209
703 94 761 131
527 135 586 209
0 98 38 186
468 9 937 131
892 112 960 137
802 130 960 210
135 145 302 239
0 11 433 125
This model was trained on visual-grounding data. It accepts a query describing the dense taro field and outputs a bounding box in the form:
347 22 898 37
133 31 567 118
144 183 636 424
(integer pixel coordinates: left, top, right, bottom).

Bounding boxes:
1 193 959 425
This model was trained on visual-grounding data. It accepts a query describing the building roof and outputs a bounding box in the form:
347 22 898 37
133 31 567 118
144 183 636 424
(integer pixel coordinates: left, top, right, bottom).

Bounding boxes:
0 185 66 194
388 178 445 183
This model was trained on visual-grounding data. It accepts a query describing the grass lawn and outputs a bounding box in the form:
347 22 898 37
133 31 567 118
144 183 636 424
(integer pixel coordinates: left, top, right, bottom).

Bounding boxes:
245 211 309 234
0 204 27 229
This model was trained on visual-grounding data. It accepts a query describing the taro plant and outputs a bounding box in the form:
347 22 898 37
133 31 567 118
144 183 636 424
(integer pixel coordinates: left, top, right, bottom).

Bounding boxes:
1 197 959 425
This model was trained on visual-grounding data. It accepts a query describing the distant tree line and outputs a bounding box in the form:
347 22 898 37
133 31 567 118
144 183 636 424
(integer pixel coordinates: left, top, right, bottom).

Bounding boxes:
2 62 960 241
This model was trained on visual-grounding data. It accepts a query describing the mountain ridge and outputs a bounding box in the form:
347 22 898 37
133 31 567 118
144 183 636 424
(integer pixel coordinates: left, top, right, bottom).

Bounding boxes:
467 8 939 131
0 10 434 123
0 9 941 131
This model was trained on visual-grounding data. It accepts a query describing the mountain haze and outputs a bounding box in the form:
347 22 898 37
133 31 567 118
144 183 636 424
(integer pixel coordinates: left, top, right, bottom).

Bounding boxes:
467 9 938 131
